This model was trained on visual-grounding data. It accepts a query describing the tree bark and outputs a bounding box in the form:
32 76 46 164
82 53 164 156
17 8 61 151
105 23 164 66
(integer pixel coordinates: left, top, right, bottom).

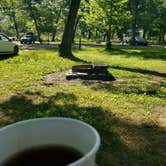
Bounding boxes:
72 15 81 43
106 0 113 49
162 31 165 42
106 25 112 49
51 29 56 42
131 0 138 46
79 33 82 50
11 0 19 40
88 29 92 39
158 28 162 43
33 14 41 42
143 29 147 39
103 33 107 41
11 11 19 40
52 6 62 42
131 9 137 45
59 0 81 57
160 29 165 42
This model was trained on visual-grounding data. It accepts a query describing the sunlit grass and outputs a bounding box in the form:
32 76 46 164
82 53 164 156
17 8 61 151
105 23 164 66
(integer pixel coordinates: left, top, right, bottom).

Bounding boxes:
0 47 165 165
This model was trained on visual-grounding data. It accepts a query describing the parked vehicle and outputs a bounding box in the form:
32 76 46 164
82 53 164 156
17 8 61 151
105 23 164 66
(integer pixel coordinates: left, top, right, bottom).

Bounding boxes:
20 32 37 44
133 36 148 46
124 36 148 46
0 33 19 55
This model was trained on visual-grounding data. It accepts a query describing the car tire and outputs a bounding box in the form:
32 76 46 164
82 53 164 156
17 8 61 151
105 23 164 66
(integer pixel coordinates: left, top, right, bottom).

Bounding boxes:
13 46 19 55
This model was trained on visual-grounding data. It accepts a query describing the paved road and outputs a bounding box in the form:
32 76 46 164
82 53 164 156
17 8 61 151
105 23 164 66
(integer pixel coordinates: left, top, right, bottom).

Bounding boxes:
19 43 166 50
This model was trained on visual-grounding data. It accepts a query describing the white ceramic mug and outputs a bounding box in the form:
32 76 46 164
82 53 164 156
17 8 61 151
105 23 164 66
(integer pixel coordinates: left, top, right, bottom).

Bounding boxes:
0 118 100 166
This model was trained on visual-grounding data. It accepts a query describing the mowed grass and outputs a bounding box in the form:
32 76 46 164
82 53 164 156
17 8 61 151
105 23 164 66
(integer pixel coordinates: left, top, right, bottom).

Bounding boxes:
0 47 166 165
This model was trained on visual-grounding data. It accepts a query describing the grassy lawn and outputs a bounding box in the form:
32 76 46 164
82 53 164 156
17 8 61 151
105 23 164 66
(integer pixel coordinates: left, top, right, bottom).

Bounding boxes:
0 47 166 165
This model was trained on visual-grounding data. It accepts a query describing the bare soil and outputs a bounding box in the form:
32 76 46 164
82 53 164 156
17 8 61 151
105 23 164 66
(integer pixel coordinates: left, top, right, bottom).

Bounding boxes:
44 70 113 86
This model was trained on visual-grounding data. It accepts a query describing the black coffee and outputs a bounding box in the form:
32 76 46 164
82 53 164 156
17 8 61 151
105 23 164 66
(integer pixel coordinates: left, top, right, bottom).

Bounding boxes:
3 145 83 166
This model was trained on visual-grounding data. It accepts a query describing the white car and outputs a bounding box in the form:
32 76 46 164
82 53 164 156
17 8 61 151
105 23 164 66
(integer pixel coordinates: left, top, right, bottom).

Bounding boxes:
0 33 19 55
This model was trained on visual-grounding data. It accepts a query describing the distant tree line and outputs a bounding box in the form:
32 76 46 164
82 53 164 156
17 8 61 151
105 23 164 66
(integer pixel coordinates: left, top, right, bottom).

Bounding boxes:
0 0 166 47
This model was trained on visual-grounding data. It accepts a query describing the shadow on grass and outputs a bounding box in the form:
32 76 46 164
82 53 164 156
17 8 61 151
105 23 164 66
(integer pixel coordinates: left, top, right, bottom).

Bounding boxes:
91 79 165 98
105 48 166 61
62 54 88 63
110 66 166 78
0 54 18 61
0 91 165 166
44 47 88 63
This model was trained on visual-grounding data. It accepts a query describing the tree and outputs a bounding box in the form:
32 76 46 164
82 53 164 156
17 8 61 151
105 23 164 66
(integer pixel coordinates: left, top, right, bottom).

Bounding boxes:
34 0 65 42
154 0 166 43
127 0 150 45
134 0 166 43
59 0 81 57
0 0 21 39
97 0 129 49
0 0 165 45
22 0 43 41
79 0 105 42
128 0 139 45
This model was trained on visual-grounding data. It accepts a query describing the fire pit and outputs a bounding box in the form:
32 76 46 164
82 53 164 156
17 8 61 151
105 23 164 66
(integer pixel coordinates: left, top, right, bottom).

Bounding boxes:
66 63 115 81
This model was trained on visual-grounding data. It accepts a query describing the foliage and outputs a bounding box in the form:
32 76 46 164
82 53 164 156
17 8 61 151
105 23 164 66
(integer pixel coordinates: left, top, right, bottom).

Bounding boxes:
0 0 165 43
137 0 166 42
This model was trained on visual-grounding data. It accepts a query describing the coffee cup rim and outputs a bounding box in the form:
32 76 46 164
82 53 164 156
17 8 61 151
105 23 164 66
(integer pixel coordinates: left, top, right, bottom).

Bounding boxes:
0 117 101 166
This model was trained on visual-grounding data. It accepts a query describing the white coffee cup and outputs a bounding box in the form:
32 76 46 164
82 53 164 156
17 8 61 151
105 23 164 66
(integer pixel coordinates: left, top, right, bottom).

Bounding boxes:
0 118 100 166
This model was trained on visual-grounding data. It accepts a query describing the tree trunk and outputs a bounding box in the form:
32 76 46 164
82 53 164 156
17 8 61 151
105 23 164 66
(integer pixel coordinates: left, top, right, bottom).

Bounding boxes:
33 14 41 42
162 31 165 42
51 29 56 42
72 16 80 43
59 0 81 57
106 25 112 49
88 29 92 39
103 33 107 41
160 29 165 42
131 0 138 46
158 27 162 43
106 0 113 49
79 33 82 50
132 9 137 45
52 6 62 42
143 29 147 39
95 29 98 39
12 11 19 40
11 0 19 40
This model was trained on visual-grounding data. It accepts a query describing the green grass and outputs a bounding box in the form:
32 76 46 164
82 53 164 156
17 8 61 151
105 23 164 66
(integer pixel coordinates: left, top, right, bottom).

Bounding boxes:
0 47 166 165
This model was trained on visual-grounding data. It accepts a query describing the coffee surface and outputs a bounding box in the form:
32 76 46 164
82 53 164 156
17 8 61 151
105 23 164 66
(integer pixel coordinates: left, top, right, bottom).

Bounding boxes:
3 145 83 166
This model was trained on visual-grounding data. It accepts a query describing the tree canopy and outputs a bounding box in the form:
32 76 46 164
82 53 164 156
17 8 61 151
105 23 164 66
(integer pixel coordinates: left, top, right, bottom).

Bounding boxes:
0 0 165 50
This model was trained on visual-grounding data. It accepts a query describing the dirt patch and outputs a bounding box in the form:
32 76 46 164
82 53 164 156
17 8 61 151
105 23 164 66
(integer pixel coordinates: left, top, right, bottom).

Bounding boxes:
44 70 113 86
